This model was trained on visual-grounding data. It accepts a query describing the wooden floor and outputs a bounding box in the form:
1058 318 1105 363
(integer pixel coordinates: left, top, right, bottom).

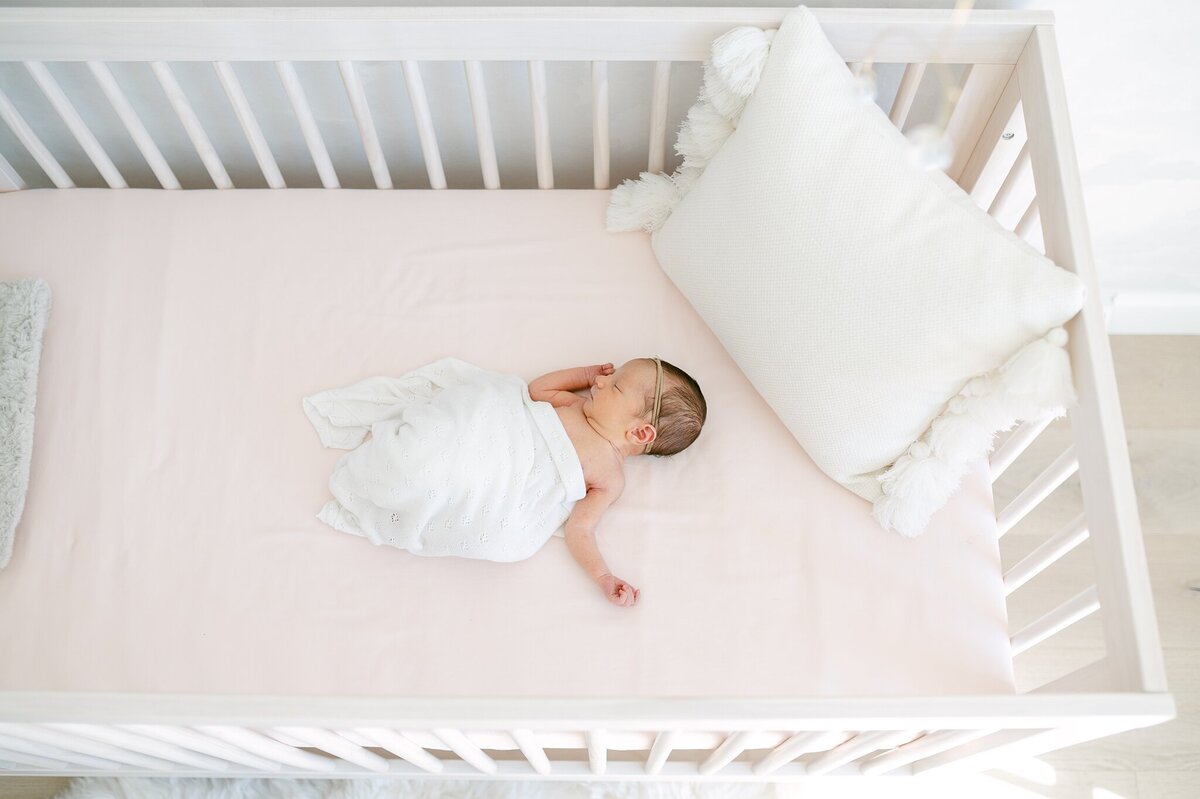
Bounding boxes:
2 336 1196 799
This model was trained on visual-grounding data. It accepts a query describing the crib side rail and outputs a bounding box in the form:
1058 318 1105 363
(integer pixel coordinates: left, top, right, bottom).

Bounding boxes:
0 7 1049 63
974 26 1169 699
0 692 1175 780
0 6 1046 191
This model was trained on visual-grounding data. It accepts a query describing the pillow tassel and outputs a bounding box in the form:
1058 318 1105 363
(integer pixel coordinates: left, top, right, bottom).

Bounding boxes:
874 327 1076 537
606 25 773 232
606 172 684 233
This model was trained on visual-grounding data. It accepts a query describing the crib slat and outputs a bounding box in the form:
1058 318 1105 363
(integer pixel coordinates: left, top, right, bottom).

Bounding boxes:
644 730 678 775
990 415 1052 482
648 60 672 173
272 726 390 773
25 60 126 188
433 728 497 775
942 63 1012 182
960 68 1024 197
698 730 754 776
986 140 1032 218
151 61 232 189
198 726 337 772
401 60 446 190
888 62 925 130
10 724 177 770
1004 514 1089 595
592 61 610 189
214 60 284 189
275 60 338 189
463 60 499 189
0 88 72 188
859 729 994 775
351 728 442 773
0 732 122 771
527 59 553 189
0 147 26 190
48 723 230 771
587 729 607 775
753 730 846 776
87 61 179 189
120 724 281 771
1010 585 1101 656
338 60 392 190
805 730 919 777
997 445 1078 537
1015 198 1041 239
510 729 550 775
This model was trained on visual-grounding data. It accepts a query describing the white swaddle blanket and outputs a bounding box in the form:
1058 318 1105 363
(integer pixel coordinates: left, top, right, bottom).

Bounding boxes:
304 358 587 562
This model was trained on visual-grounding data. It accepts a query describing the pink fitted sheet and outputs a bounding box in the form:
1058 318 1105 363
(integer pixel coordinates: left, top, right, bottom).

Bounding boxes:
0 189 1013 698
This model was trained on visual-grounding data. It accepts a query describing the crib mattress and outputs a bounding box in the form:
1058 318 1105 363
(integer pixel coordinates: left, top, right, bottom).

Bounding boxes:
0 189 1014 698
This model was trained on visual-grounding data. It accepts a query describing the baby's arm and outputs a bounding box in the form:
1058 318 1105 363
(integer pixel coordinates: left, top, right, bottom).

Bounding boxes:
528 363 613 408
564 481 639 607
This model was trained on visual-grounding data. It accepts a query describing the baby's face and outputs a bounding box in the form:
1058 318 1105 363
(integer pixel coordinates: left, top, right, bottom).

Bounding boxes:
586 359 656 432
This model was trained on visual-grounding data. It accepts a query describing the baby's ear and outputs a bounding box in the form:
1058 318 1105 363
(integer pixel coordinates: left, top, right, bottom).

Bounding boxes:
631 422 657 447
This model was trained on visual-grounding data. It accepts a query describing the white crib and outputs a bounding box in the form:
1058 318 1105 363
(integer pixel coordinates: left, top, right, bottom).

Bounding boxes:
0 6 1175 782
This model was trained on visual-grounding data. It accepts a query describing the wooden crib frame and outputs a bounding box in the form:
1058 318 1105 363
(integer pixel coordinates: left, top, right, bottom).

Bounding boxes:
0 6 1174 782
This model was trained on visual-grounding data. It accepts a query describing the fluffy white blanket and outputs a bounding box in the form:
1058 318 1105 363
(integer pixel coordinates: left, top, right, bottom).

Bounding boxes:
304 358 586 562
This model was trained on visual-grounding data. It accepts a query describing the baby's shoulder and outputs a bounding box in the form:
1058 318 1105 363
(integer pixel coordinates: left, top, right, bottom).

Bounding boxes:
586 453 626 497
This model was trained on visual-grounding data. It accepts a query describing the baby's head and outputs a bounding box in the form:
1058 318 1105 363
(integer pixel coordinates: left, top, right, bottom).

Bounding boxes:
587 358 707 456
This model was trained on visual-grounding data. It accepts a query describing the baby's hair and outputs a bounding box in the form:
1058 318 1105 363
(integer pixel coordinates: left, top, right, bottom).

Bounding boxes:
645 359 707 456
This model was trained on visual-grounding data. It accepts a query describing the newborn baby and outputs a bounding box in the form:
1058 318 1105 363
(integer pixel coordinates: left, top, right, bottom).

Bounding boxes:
529 358 707 606
305 357 706 607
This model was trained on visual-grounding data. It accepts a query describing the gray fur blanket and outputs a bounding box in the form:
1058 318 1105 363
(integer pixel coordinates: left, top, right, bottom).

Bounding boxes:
0 278 51 570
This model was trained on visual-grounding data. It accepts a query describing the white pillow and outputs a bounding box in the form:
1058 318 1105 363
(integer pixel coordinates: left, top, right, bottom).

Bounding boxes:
608 7 1086 537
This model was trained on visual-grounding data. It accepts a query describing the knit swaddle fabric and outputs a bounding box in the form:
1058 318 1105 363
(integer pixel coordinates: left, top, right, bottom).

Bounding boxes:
304 357 587 562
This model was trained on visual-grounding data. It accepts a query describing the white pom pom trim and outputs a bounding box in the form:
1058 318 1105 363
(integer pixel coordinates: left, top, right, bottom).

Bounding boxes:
606 24 773 233
873 327 1077 537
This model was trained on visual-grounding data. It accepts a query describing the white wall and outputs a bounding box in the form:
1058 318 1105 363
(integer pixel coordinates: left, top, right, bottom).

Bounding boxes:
1035 0 1200 333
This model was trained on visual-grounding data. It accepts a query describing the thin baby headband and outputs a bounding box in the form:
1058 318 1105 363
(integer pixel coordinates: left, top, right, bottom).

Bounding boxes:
645 356 664 455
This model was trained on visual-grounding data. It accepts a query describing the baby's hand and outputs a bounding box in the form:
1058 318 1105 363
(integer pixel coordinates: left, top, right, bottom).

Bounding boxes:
596 573 640 607
586 363 615 382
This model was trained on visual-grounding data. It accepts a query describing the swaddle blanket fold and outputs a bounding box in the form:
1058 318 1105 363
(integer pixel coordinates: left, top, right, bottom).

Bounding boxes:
304 357 586 562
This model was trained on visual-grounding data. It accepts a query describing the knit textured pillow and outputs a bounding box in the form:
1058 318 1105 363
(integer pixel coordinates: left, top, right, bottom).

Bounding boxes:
608 7 1086 537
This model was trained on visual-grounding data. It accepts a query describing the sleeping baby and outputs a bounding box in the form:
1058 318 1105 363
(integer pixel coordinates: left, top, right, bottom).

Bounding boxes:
304 357 706 607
